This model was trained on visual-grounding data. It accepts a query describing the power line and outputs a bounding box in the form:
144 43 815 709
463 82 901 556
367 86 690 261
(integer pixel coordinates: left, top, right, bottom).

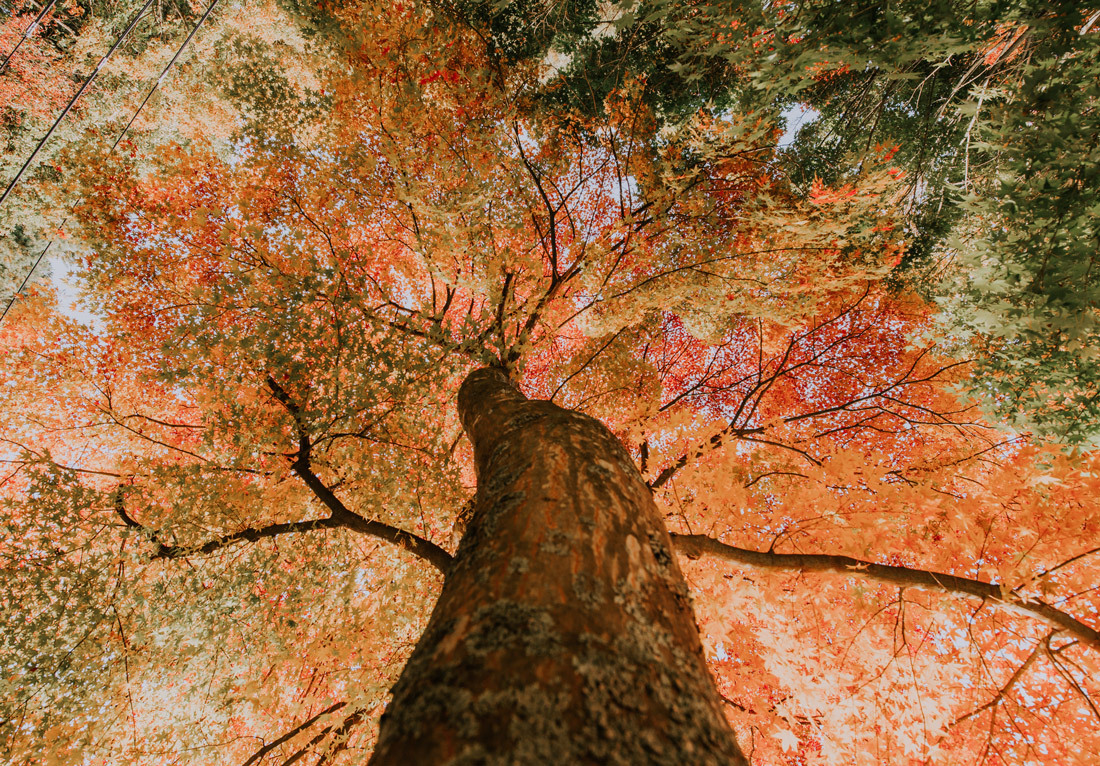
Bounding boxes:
0 0 223 327
0 0 58 74
110 0 222 152
0 238 48 325
0 0 155 209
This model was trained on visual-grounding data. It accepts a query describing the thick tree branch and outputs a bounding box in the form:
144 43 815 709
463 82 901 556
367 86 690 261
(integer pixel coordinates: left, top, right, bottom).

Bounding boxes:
311 707 366 766
112 381 454 576
266 376 453 576
153 518 343 559
292 459 453 575
115 489 342 559
275 707 364 766
114 491 145 532
649 425 764 490
671 534 1100 650
266 375 311 462
117 488 451 572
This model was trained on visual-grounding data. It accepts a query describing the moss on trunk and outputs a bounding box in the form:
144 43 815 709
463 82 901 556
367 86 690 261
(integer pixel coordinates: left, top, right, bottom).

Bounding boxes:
370 367 746 765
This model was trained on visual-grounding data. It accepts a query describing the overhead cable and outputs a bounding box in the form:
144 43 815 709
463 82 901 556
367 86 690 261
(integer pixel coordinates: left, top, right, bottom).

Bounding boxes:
0 0 223 326
0 0 59 73
0 0 156 208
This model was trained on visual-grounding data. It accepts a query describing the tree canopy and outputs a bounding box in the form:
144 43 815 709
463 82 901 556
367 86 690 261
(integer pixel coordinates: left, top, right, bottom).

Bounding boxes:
1 0 1098 763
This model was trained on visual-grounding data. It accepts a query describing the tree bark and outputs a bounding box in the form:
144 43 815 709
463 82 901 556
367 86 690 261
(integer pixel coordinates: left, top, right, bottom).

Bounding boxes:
370 367 746 765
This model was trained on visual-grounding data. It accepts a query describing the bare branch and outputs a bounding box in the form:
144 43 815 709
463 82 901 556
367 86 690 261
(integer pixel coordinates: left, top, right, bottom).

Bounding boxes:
154 518 343 560
949 634 1047 729
116 487 342 559
550 327 627 402
1044 634 1100 722
294 460 453 575
277 707 365 766
671 534 1100 649
240 702 346 766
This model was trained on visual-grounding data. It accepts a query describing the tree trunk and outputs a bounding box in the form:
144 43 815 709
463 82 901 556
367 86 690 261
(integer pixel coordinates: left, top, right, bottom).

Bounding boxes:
369 367 747 765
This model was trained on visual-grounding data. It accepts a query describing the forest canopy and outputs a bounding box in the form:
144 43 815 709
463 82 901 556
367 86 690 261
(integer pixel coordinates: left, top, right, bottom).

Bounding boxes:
1 0 1098 764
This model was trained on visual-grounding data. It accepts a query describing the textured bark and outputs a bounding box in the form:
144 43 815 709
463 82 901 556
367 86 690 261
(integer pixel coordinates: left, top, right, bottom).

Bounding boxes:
370 367 746 765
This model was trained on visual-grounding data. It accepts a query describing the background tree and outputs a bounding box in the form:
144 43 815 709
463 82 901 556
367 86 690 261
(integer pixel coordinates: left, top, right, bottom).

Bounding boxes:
445 0 1100 445
1 0 1099 763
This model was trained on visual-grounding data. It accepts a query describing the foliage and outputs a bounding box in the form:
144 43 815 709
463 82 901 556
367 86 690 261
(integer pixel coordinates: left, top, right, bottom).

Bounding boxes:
1 1 1099 764
447 0 1100 445
0 0 316 301
938 33 1100 445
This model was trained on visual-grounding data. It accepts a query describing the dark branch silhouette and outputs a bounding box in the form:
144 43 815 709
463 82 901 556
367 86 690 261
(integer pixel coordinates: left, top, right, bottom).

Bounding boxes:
671 533 1100 650
266 376 453 575
240 702 346 766
647 292 980 490
108 378 455 576
115 487 452 573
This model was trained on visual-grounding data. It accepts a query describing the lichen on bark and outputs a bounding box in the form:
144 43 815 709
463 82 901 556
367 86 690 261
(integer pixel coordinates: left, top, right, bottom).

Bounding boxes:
369 367 746 765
